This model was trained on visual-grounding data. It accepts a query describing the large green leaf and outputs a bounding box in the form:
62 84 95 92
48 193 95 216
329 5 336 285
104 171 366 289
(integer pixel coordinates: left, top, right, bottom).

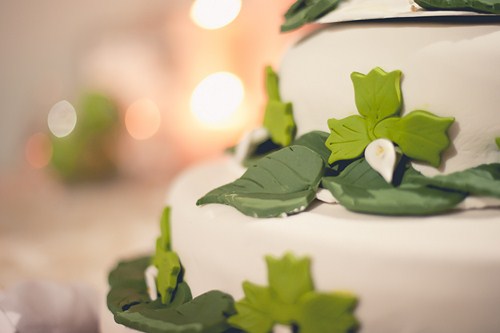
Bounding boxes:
350 68 402 125
281 0 341 32
108 256 236 333
326 115 371 164
322 159 466 215
415 0 500 14
293 131 331 165
197 146 324 218
374 110 454 167
411 163 500 197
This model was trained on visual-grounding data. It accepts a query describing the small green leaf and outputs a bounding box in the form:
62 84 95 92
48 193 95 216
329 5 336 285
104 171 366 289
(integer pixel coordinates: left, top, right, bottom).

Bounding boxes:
229 253 358 333
374 110 454 167
152 207 182 304
281 0 341 32
197 146 324 218
351 67 402 125
414 0 500 14
496 137 500 149
322 159 466 215
326 115 371 164
413 163 500 197
263 67 296 147
298 292 359 333
267 253 314 304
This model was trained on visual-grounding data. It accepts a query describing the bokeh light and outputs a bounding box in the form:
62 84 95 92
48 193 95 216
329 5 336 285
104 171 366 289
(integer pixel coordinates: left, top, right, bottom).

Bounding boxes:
190 0 242 30
190 72 244 125
47 100 77 138
25 132 52 169
125 98 161 140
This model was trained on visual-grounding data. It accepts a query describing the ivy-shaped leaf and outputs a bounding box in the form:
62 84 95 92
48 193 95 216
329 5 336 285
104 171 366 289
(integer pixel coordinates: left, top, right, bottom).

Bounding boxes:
326 115 371 164
374 110 454 167
108 256 237 333
351 68 402 125
415 0 500 14
410 163 500 197
322 159 466 215
152 207 182 304
263 66 296 147
228 253 359 333
281 0 342 32
326 67 454 169
197 146 324 218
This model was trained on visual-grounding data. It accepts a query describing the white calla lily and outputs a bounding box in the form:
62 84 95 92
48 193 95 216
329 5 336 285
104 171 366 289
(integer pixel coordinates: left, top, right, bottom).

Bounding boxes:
365 138 397 183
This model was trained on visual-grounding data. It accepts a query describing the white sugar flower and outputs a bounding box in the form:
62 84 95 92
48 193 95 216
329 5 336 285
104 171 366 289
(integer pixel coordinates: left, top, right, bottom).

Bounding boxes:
365 138 398 183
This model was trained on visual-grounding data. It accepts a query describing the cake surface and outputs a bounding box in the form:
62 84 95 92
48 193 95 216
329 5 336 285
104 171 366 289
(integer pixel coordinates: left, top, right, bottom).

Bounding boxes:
109 1 500 332
168 157 500 333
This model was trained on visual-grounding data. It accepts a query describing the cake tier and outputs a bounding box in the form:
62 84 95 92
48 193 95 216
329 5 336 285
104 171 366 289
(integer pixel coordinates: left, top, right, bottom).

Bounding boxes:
167 157 500 333
279 18 500 175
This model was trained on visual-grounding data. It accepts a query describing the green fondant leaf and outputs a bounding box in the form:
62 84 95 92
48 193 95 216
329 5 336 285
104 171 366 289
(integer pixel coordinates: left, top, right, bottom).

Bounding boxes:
351 67 402 125
374 110 454 167
197 146 324 218
496 137 500 149
267 253 313 304
152 207 182 304
108 257 236 333
298 291 359 333
326 115 371 164
264 100 296 147
228 283 275 333
414 0 500 14
263 67 296 147
293 131 331 165
229 253 358 333
322 159 466 215
281 0 341 32
412 163 500 197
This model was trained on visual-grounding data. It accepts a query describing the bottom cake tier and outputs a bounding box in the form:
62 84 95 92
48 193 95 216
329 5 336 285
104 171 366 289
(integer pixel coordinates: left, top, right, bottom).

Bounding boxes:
167 157 500 333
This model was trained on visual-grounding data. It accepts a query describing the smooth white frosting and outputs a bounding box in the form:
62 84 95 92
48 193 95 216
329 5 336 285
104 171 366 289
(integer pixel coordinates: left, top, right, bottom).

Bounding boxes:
167 157 500 333
279 19 500 175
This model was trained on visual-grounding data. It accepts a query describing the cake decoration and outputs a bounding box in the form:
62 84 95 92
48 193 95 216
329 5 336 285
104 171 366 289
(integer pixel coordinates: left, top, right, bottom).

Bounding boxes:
322 158 467 215
228 253 359 333
364 138 398 183
326 67 455 168
150 207 182 304
107 208 237 333
263 66 296 147
197 145 324 218
415 0 500 14
281 0 341 32
496 137 500 149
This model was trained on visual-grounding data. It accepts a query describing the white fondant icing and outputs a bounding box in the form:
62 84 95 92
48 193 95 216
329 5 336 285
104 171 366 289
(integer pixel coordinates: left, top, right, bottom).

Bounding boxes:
458 196 500 210
273 324 293 333
167 158 500 333
365 139 397 183
279 20 500 175
316 188 338 204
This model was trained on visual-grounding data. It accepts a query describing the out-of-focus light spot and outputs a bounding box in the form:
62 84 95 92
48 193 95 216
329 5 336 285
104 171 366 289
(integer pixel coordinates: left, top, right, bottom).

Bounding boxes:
125 98 161 140
47 100 77 138
25 132 53 169
190 0 242 30
190 72 244 125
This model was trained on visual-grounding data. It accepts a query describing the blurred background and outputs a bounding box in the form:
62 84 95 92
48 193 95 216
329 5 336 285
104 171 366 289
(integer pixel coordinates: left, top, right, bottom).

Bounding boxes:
0 0 306 331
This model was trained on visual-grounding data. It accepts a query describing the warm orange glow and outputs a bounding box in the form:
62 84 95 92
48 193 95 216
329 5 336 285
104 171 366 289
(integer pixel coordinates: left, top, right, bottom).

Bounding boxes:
190 0 242 30
125 99 161 140
190 72 244 126
25 132 53 169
